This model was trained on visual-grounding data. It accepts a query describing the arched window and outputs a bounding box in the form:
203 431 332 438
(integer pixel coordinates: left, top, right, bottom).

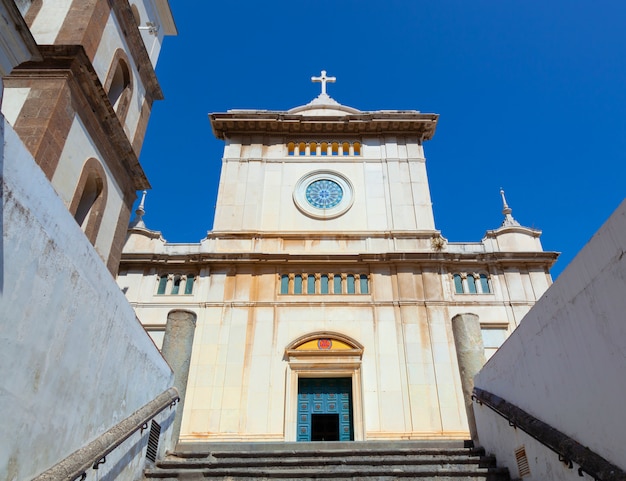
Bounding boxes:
320 274 329 294
347 274 355 294
320 142 328 156
353 142 361 156
307 274 316 294
70 158 107 244
156 275 168 295
298 142 306 156
287 142 295 156
342 142 350 156
184 275 195 294
359 275 369 294
294 274 303 294
310 142 317 156
479 274 491 294
104 49 133 123
280 274 289 294
108 61 130 110
453 274 464 294
74 174 101 227
171 275 182 294
467 275 477 294
333 274 342 294
331 142 339 156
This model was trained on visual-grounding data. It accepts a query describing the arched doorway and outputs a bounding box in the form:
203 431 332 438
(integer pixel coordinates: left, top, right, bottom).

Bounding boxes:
284 332 364 442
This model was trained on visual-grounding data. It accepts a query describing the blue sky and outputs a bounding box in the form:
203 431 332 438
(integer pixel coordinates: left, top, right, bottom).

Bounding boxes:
138 1 626 278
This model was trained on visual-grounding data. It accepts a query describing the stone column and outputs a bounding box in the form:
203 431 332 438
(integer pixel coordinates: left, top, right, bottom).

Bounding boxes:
161 309 197 444
451 313 485 441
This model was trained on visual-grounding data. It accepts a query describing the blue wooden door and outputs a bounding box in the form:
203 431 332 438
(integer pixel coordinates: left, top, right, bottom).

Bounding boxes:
297 378 353 442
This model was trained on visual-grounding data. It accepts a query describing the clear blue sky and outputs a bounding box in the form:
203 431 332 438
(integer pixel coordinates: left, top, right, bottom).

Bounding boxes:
138 1 626 278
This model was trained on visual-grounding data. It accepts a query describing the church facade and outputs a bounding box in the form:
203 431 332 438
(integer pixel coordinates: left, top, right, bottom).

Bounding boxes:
118 75 557 443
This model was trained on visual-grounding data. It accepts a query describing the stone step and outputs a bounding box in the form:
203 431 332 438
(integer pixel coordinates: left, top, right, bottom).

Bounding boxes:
144 441 510 481
145 465 510 480
173 440 470 456
157 453 497 469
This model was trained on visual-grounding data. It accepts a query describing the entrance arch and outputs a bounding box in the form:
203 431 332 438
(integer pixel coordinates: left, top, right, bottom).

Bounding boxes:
284 332 364 441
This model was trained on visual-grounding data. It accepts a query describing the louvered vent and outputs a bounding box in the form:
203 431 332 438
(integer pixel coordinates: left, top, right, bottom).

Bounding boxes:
515 446 531 477
146 420 161 462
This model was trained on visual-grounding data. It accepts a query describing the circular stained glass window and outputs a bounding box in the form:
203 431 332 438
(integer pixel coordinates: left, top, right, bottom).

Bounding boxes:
305 179 343 209
293 170 354 219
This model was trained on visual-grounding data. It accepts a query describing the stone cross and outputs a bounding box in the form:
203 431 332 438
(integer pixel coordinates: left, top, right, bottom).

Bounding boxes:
311 70 336 95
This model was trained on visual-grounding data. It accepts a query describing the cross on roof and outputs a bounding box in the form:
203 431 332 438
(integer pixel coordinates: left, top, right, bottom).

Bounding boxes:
311 70 336 95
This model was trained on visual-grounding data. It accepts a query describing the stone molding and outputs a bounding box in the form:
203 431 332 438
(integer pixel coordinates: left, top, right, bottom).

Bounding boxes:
210 111 439 140
120 250 559 267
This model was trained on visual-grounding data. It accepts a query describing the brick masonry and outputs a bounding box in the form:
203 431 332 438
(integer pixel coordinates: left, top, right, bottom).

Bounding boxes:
9 76 73 180
56 0 111 61
132 94 153 155
107 189 136 276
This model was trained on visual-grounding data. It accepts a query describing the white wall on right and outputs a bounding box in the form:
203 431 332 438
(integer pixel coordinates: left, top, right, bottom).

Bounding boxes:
474 200 626 479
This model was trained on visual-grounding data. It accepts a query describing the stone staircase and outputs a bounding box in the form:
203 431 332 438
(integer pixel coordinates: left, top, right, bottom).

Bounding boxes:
144 440 511 480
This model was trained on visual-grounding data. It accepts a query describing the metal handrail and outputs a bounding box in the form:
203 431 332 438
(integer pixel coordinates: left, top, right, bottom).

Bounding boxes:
33 387 179 481
472 387 626 481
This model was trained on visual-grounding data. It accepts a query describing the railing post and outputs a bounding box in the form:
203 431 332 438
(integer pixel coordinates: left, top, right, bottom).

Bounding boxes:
161 309 197 445
451 313 485 441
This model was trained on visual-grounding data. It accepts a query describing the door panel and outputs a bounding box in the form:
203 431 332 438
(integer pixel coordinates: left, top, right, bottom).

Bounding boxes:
297 378 353 441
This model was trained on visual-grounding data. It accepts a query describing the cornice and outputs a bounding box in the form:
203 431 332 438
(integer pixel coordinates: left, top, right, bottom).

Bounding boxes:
210 112 439 141
130 299 539 310
208 230 441 240
119 250 559 268
153 0 177 35
484 225 542 238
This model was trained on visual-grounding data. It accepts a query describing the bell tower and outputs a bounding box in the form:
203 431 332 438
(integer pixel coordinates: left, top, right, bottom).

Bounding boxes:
2 0 176 273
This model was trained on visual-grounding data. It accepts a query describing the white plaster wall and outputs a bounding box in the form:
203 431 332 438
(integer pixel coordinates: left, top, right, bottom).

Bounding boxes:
474 200 626 475
0 119 174 480
131 0 166 66
474 404 590 481
28 0 73 44
51 116 125 262
1 86 30 125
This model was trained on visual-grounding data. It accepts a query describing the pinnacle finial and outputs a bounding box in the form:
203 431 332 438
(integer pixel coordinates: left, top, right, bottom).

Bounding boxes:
130 190 147 228
500 188 519 227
